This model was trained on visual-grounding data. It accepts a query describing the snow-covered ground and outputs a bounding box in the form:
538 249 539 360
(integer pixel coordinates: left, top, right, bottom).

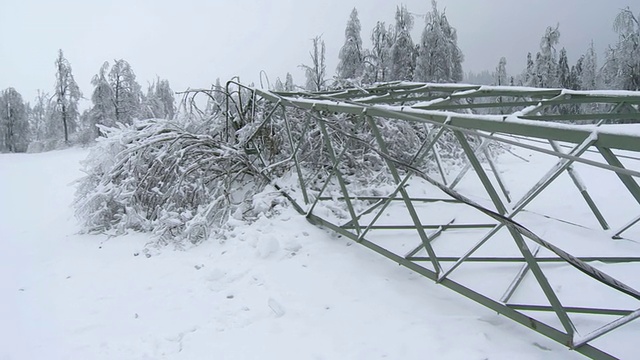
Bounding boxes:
1 147 637 359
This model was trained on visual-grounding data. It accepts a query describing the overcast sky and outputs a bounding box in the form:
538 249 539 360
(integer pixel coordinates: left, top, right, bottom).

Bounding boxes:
0 0 634 105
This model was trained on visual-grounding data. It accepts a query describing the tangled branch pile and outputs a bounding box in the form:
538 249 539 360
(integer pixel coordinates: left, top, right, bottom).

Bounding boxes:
74 85 500 244
74 119 264 243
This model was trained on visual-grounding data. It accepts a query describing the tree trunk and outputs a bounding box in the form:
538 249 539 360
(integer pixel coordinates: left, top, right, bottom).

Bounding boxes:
62 103 69 143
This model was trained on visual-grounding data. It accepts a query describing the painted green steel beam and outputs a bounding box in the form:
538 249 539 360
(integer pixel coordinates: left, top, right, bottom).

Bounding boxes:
404 219 455 258
613 214 640 239
407 256 640 263
548 140 609 230
520 113 640 122
305 213 616 360
455 131 577 337
573 308 640 349
318 196 461 203
597 147 640 205
317 120 361 235
506 304 634 316
281 105 309 204
253 89 640 152
414 100 541 110
341 223 497 230
367 116 443 275
354 122 452 242
273 82 640 105
512 134 596 211
501 246 541 303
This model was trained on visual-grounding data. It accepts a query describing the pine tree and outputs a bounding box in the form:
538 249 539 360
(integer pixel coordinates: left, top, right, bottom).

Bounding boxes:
90 61 116 136
109 59 142 124
0 88 30 152
604 7 640 90
140 82 163 119
273 78 285 92
300 36 327 91
465 70 493 85
494 57 508 86
389 5 415 81
284 73 295 91
213 78 225 106
536 25 561 88
524 52 536 87
601 47 620 89
364 21 393 83
29 90 51 141
205 78 226 115
558 48 571 89
154 78 175 119
53 49 82 143
569 56 583 90
414 0 464 83
580 41 598 90
337 8 364 80
569 59 581 90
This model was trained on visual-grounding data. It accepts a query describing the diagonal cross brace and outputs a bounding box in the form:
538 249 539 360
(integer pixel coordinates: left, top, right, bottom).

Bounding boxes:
367 115 443 275
454 131 577 337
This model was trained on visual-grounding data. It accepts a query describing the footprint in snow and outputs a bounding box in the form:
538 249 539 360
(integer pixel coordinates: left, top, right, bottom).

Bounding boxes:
268 298 286 317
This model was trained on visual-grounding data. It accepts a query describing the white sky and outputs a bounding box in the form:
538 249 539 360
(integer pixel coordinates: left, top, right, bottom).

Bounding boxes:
0 0 634 105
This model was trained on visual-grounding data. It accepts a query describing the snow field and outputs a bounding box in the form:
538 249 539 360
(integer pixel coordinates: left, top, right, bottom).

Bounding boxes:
2 147 631 359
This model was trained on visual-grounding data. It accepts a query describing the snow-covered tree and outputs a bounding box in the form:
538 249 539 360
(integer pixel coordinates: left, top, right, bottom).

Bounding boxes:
141 77 175 119
273 78 285 92
558 48 571 89
580 41 598 90
0 88 29 152
466 70 494 85
536 25 561 88
523 52 536 87
414 0 464 83
389 5 415 81
109 59 142 124
90 61 116 136
602 7 640 90
141 84 163 119
601 47 620 90
569 56 583 90
300 36 327 91
364 21 393 83
494 57 508 86
53 49 82 143
337 8 364 80
29 90 52 141
213 78 225 107
155 78 175 119
284 73 295 91
205 78 226 115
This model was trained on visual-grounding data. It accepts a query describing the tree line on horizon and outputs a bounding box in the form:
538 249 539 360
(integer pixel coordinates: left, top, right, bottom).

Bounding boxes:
0 51 176 153
294 1 638 93
1 2 638 153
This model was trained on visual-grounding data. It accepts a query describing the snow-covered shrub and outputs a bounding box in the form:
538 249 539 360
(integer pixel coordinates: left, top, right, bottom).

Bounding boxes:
74 83 504 245
26 141 45 153
74 119 262 243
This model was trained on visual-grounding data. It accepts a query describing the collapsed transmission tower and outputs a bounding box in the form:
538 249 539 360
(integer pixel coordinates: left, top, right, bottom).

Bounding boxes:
215 81 640 359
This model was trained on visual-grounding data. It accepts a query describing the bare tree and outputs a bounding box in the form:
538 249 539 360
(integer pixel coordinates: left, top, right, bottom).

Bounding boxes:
0 88 29 152
300 36 327 91
54 49 81 143
494 57 508 86
109 59 142 124
603 7 640 90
